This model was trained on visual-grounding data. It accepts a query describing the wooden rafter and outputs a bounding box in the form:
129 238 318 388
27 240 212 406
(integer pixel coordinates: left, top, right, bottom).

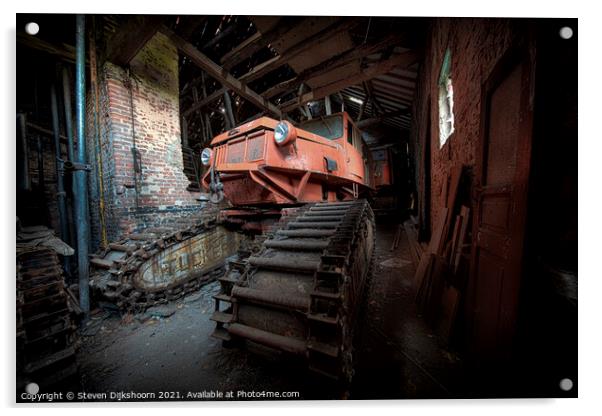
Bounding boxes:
182 87 227 117
262 32 409 99
17 33 76 62
201 19 238 50
239 18 362 84
364 81 384 115
175 15 209 39
161 26 283 118
220 18 302 70
356 109 411 129
280 51 419 113
106 16 164 66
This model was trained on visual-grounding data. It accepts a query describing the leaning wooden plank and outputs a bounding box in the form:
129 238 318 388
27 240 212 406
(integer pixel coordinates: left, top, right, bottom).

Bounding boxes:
415 252 434 301
449 214 462 264
430 207 449 256
437 165 462 255
453 206 471 274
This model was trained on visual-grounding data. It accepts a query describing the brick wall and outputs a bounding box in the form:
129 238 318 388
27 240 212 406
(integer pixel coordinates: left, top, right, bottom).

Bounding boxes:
411 18 520 232
88 32 214 245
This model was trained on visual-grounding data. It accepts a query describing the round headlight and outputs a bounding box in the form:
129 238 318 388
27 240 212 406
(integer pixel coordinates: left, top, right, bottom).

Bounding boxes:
201 148 213 166
274 122 289 144
273 121 297 146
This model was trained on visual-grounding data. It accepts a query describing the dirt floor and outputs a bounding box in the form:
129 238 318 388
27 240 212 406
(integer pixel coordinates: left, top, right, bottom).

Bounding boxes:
76 218 463 400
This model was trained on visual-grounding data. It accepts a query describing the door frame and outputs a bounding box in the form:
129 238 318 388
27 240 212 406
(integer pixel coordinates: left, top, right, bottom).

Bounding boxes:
466 33 537 363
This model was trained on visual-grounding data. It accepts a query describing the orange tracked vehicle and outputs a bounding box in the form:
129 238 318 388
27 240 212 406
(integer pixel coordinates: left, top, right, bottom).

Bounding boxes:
201 112 375 206
201 112 377 382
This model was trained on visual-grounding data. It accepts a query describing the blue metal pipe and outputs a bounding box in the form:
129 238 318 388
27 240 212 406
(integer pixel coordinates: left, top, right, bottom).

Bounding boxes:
74 14 90 316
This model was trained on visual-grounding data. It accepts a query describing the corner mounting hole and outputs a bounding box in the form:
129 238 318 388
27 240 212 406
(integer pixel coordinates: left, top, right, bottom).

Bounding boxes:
25 22 39 36
559 26 573 40
559 378 573 391
25 382 39 394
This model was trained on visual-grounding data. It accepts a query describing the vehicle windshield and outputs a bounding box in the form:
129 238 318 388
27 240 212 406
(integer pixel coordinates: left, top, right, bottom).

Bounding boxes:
299 115 343 140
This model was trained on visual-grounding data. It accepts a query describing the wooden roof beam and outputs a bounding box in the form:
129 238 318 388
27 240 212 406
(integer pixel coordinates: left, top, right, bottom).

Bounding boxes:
106 16 164 66
280 51 418 113
220 17 301 70
201 19 238 50
239 18 362 84
161 26 282 118
175 15 209 39
365 80 385 115
356 109 411 129
262 32 409 99
182 87 227 117
17 33 76 63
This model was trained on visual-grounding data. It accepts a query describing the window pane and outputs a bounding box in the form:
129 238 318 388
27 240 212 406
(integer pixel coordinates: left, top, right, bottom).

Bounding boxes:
299 115 344 140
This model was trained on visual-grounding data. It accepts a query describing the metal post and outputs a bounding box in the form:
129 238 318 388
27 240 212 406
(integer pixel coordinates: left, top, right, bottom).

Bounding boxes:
36 134 45 200
62 68 75 163
74 14 90 317
324 95 332 116
17 113 31 191
201 73 213 140
50 84 70 254
223 91 235 129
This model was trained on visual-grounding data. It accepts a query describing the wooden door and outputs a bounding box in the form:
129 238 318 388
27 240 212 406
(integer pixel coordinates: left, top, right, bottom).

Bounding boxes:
469 42 536 363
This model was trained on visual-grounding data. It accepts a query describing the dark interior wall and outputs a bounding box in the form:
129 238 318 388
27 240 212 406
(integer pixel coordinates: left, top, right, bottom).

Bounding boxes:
410 17 577 395
411 17 521 344
16 48 72 236
411 18 519 237
514 18 578 396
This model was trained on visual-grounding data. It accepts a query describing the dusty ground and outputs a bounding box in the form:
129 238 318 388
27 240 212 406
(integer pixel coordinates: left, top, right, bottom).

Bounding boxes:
76 218 462 401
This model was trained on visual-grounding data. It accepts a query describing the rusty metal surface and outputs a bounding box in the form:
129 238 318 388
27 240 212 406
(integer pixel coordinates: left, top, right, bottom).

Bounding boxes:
203 112 376 205
211 200 375 382
89 221 240 311
133 228 238 291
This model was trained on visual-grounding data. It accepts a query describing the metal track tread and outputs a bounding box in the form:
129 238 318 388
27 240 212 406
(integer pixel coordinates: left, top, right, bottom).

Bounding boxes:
88 217 233 312
213 200 376 384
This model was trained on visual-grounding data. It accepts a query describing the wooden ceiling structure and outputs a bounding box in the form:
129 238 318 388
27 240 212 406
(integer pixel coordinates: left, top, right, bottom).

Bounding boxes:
164 15 425 148
17 14 425 148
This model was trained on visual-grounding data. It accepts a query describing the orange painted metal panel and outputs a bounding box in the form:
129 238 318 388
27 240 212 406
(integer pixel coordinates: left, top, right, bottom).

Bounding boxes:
202 112 375 206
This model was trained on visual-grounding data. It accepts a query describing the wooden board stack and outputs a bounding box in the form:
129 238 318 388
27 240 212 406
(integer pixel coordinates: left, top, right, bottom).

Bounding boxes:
413 165 471 345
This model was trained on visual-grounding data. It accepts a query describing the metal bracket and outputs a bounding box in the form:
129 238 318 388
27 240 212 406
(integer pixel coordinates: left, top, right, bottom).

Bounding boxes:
63 161 92 172
324 157 338 172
